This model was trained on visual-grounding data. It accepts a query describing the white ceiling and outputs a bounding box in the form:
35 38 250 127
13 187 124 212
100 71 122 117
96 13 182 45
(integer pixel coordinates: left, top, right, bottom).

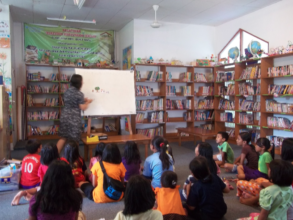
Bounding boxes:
2 0 282 30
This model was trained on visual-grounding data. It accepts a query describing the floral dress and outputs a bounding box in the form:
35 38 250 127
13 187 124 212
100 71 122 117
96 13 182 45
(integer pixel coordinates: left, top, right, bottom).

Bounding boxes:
59 87 84 141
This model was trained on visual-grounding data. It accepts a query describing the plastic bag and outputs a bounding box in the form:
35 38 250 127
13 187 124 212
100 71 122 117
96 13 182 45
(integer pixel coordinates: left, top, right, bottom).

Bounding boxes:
0 164 20 191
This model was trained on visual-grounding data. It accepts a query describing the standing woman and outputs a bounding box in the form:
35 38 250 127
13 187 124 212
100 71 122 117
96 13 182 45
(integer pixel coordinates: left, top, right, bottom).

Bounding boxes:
57 74 92 152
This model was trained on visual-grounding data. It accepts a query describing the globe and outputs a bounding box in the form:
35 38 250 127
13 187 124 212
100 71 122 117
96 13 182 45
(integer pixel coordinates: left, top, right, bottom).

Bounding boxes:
228 47 239 62
248 41 261 58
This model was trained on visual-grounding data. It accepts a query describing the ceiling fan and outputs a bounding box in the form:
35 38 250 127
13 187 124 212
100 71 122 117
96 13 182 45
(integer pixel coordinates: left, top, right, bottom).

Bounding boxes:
151 5 161 28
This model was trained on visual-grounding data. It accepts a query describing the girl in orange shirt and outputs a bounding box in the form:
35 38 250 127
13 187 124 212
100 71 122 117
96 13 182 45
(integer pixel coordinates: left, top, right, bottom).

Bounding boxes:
155 171 186 219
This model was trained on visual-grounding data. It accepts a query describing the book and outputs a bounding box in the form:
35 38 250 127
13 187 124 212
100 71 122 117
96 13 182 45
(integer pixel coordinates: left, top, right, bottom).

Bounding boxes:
197 86 214 96
218 99 235 110
239 113 254 125
216 71 235 82
137 126 163 138
166 86 176 96
136 86 154 96
194 98 214 109
178 72 192 82
220 112 234 122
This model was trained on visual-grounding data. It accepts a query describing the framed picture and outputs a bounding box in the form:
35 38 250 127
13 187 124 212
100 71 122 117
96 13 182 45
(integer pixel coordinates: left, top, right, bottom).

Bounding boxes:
122 45 132 70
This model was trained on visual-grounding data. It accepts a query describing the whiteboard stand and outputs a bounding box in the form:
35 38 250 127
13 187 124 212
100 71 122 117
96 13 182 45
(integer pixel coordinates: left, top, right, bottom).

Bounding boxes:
86 115 133 137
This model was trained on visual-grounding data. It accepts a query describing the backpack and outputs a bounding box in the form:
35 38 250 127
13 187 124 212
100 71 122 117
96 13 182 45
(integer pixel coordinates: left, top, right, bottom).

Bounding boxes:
99 161 125 200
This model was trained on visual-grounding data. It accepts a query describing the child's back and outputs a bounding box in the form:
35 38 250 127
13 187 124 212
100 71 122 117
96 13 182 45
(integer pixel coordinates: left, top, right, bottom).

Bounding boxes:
20 140 42 189
122 141 141 181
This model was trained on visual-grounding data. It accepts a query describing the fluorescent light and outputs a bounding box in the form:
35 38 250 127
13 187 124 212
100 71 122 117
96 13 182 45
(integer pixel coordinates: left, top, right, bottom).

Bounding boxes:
47 17 96 24
73 0 86 9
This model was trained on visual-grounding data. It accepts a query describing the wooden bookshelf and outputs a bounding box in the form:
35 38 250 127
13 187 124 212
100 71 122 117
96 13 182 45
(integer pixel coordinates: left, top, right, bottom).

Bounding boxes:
25 64 119 140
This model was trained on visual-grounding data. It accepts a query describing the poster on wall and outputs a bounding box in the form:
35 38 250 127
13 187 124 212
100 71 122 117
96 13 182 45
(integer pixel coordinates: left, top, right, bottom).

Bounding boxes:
24 23 115 64
122 45 132 70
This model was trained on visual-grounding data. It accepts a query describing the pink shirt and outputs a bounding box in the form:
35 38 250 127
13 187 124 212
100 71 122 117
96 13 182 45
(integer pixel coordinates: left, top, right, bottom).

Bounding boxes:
38 164 48 185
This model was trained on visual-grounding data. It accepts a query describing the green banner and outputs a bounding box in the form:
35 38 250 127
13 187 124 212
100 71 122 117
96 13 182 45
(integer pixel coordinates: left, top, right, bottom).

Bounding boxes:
24 23 115 63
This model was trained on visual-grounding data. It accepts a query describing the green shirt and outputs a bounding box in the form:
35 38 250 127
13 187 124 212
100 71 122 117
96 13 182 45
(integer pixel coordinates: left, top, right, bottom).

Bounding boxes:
218 142 234 164
260 184 293 220
258 152 273 174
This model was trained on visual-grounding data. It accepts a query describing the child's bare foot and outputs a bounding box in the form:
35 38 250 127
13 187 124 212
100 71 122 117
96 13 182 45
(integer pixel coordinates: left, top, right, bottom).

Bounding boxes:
11 191 27 206
24 193 33 201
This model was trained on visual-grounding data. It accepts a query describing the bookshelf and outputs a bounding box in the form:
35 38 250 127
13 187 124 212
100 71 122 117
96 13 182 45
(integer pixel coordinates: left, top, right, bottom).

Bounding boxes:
25 64 119 140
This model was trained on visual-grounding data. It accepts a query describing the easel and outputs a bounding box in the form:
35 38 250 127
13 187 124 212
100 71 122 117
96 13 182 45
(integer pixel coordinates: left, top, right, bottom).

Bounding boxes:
86 115 133 137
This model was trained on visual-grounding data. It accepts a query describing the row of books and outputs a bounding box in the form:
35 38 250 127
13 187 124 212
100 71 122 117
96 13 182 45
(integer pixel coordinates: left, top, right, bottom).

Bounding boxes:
178 72 192 82
27 125 59 136
218 84 235 95
194 98 214 109
220 112 234 122
137 126 163 138
183 112 192 121
166 86 192 96
61 84 69 93
60 74 71 82
216 71 235 82
28 85 57 93
136 113 145 123
197 86 214 96
239 113 254 125
146 71 163 82
239 83 260 95
265 100 293 113
194 72 214 82
136 111 164 123
267 135 286 147
267 117 292 129
104 124 116 132
27 72 70 82
166 85 176 96
240 66 261 79
27 111 59 120
166 99 191 110
239 99 260 111
218 99 235 110
268 84 293 95
136 86 153 96
136 99 164 111
27 72 45 81
195 110 214 121
267 65 293 77
44 98 59 107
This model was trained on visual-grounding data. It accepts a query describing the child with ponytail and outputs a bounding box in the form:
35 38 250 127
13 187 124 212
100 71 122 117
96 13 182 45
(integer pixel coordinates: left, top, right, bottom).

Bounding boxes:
143 136 174 188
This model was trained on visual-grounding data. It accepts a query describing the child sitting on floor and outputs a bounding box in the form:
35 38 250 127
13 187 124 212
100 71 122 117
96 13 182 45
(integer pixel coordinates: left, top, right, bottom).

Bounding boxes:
88 142 105 182
155 171 186 219
28 160 83 220
11 143 59 206
61 140 87 188
258 160 293 220
19 139 42 189
122 141 141 182
185 156 230 220
143 136 174 188
213 131 234 168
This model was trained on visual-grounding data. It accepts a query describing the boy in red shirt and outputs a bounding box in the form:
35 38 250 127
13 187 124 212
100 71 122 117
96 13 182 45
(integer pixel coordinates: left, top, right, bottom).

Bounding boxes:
19 140 42 189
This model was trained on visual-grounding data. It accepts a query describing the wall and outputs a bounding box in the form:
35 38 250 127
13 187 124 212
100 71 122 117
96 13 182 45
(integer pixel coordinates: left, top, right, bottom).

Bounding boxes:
133 19 216 64
215 0 293 54
116 20 134 69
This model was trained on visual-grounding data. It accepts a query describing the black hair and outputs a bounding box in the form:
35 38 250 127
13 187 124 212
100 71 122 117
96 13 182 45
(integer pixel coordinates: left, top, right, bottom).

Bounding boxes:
102 143 122 164
161 171 177 189
217 131 229 141
32 160 82 215
189 156 211 183
122 175 155 215
25 139 41 154
95 142 106 157
269 159 293 186
152 136 172 170
40 143 59 166
197 142 217 175
256 137 275 159
70 74 82 90
281 138 293 162
62 140 81 167
239 132 255 150
123 141 141 165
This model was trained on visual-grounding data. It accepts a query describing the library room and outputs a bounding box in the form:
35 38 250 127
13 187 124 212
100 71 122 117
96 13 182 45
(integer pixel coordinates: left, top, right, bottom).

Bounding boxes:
1 0 293 219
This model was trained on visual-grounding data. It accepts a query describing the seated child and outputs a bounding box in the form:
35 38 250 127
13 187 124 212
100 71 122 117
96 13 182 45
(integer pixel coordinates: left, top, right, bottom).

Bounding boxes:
143 136 174 188
185 156 230 220
88 142 105 182
155 171 186 219
19 139 42 189
61 140 87 188
28 160 83 220
164 139 175 171
122 141 141 182
182 142 222 201
213 131 234 168
114 175 163 220
11 143 59 206
258 160 293 220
